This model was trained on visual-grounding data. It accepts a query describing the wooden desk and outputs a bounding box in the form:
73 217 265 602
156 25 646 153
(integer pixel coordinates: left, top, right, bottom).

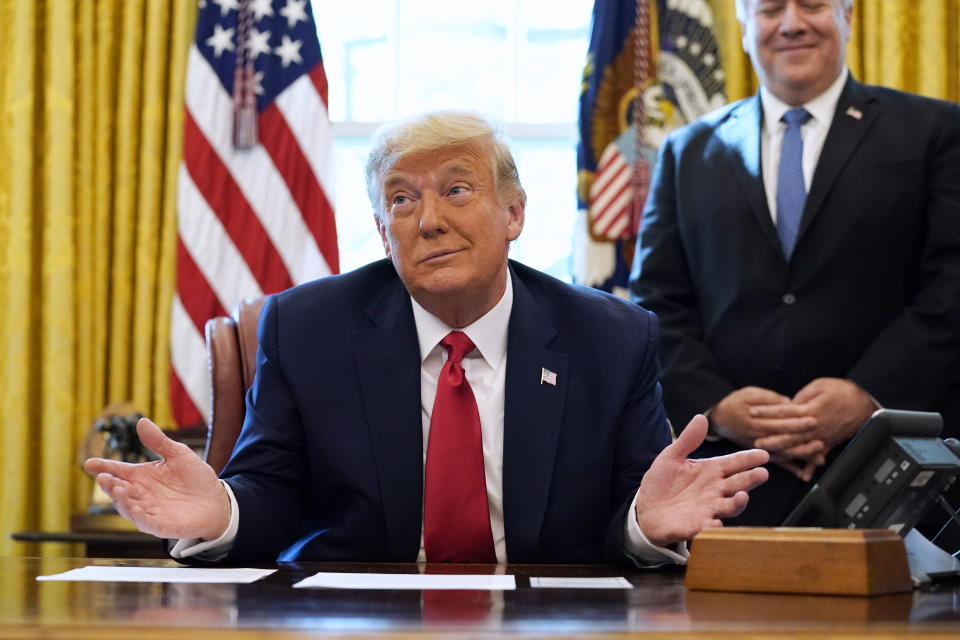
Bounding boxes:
2 557 959 639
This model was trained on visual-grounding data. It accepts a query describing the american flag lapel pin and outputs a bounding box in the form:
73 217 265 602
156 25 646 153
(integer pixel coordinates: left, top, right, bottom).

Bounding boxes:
845 105 863 120
540 367 557 386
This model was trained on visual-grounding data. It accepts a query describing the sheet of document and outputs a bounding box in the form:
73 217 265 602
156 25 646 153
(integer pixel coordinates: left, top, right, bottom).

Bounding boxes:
37 566 276 584
293 572 516 590
529 576 633 589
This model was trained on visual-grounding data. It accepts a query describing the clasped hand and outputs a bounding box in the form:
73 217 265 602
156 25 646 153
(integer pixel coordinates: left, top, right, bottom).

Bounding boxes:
84 418 231 542
711 378 876 481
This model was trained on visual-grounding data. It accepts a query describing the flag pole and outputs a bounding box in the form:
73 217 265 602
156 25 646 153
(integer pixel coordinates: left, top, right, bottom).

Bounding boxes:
631 0 651 237
233 0 258 149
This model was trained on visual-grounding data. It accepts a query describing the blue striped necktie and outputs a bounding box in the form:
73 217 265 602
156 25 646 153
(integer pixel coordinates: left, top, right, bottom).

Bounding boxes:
776 107 811 259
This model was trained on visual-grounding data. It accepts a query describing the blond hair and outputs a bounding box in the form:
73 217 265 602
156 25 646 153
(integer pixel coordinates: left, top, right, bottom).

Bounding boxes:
364 111 525 220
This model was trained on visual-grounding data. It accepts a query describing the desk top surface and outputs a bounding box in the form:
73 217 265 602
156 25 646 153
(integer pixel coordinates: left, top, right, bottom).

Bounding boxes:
2 557 959 639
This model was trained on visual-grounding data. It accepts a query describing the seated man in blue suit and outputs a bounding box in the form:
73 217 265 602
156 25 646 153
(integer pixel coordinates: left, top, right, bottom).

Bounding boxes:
86 111 769 566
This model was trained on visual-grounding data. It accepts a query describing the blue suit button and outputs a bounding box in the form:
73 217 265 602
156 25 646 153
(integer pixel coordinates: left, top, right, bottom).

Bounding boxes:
782 293 796 305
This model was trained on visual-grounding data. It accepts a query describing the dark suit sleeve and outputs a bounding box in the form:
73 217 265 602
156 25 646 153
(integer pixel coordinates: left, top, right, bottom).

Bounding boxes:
628 136 737 428
602 307 674 565
846 101 960 410
218 294 310 562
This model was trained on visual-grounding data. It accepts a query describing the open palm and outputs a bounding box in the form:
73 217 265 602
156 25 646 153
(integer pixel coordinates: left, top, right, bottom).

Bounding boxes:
635 415 769 547
84 418 230 541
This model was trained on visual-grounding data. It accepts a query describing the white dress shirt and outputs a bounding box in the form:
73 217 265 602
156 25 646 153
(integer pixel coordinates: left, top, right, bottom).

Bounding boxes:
760 68 848 224
173 274 685 565
410 274 512 562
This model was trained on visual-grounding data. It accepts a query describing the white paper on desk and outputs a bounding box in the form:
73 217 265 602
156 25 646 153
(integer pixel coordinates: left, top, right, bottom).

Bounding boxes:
293 572 516 590
37 566 275 584
529 576 633 589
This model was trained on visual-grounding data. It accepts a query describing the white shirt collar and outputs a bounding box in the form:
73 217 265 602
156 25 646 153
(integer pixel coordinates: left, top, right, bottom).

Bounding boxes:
410 271 513 368
760 67 848 134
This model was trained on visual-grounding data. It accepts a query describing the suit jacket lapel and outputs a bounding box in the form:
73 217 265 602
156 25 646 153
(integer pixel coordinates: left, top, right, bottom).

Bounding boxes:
502 265 568 561
797 77 878 247
717 94 782 253
354 273 423 560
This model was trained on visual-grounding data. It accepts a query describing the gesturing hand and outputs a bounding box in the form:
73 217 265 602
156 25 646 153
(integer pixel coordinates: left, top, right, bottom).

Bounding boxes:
634 415 769 548
84 418 231 541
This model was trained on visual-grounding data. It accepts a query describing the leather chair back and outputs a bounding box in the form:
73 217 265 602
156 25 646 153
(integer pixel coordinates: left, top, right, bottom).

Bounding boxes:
203 296 266 474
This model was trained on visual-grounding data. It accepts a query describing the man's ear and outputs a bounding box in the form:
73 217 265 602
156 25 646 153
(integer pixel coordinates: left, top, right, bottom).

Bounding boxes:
840 3 853 42
506 199 524 242
375 213 392 258
738 0 750 52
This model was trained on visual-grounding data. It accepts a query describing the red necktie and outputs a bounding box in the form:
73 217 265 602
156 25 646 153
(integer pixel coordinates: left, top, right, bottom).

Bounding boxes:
423 331 496 563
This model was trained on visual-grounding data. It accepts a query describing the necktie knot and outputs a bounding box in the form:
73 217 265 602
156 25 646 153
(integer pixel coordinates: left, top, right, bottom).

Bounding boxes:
440 331 475 365
782 107 811 128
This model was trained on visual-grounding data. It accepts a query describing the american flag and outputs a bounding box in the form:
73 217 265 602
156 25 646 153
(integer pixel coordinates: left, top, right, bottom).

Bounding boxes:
171 0 339 427
575 0 725 290
540 367 558 386
589 133 653 240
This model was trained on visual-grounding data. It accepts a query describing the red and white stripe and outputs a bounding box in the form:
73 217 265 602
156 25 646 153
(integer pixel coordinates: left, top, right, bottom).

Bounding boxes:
588 143 634 240
171 44 338 427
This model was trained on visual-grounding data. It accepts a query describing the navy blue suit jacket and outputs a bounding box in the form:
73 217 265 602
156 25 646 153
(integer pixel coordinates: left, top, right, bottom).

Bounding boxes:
631 76 960 524
217 259 671 564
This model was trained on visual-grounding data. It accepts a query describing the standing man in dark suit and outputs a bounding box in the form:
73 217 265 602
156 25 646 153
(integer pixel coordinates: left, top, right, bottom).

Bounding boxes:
630 0 960 526
87 111 769 565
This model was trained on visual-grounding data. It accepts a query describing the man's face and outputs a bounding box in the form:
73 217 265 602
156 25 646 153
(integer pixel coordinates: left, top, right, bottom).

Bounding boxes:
740 0 851 105
375 145 524 320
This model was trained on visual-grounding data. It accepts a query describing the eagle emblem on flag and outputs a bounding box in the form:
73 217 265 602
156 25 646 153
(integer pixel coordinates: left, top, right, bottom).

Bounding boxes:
576 0 726 289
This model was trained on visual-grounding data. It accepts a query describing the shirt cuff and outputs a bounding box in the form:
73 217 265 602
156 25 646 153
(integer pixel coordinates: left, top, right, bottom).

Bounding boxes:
623 489 689 566
169 480 239 561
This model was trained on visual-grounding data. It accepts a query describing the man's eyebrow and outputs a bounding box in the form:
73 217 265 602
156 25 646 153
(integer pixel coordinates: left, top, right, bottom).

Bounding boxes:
440 163 477 178
383 174 413 191
384 163 477 192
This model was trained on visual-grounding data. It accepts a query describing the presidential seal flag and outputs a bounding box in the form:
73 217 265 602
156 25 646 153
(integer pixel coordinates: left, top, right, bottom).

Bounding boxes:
171 0 339 427
574 0 726 293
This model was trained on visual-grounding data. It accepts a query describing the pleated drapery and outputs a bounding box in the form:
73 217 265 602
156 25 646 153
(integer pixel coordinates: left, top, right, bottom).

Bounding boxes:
0 0 194 557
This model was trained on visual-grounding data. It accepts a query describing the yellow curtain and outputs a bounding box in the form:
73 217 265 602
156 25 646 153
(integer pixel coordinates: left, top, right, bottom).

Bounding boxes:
708 0 960 103
0 0 194 557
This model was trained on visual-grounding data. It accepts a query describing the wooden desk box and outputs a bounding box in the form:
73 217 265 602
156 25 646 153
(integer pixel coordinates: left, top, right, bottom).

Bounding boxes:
685 527 912 596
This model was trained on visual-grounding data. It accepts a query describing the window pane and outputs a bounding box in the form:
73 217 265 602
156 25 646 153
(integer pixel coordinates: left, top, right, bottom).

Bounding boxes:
516 0 592 122
396 0 512 117
330 137 384 272
510 139 578 279
316 0 394 121
347 41 396 120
